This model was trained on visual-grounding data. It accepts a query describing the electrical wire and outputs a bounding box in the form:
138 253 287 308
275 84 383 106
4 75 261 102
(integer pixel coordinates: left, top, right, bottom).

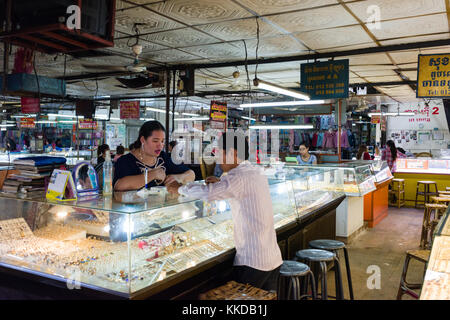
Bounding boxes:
255 17 260 79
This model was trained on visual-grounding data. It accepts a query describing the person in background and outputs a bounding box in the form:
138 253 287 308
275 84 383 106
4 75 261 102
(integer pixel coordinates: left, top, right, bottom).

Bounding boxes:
168 141 177 153
356 145 372 160
96 144 110 166
5 137 16 152
114 145 125 162
296 142 318 165
397 147 414 158
128 142 136 152
166 132 282 291
114 121 195 191
382 140 406 173
55 139 63 148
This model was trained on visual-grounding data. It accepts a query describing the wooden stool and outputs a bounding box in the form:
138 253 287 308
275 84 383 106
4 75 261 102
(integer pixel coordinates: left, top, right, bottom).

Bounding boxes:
447 187 450 191
415 181 438 208
420 204 448 249
396 250 430 300
389 179 405 208
431 196 450 207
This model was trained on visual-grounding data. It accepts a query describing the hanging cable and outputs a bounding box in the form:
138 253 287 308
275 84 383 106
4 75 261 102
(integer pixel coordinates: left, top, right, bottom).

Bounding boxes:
255 17 260 79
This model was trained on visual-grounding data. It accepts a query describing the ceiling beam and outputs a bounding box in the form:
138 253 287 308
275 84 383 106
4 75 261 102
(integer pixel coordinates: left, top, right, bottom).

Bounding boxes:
59 38 450 82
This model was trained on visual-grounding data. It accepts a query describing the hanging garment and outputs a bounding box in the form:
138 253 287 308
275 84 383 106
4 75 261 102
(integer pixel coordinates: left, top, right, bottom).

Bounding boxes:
316 132 324 147
320 116 328 130
294 131 300 146
347 129 355 148
334 130 349 148
323 131 336 148
312 132 318 147
289 130 294 153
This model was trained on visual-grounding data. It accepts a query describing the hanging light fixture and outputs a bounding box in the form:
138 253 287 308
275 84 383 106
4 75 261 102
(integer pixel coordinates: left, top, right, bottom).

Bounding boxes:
253 78 310 100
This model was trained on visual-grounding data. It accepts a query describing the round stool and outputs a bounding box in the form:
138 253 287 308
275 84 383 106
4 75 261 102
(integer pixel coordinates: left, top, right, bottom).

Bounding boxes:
277 260 317 300
420 204 448 249
415 181 438 208
389 179 405 208
295 249 344 300
308 239 354 300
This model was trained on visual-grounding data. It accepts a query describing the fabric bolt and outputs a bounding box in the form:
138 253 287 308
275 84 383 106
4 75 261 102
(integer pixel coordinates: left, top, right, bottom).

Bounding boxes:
179 161 283 271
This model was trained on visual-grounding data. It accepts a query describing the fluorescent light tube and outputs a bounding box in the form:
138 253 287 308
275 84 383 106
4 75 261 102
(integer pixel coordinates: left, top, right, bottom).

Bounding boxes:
240 100 325 108
368 112 414 117
146 107 180 115
59 120 77 124
35 120 57 124
241 116 256 121
140 118 156 121
253 79 310 100
181 113 200 117
0 124 15 127
174 117 209 121
249 124 314 130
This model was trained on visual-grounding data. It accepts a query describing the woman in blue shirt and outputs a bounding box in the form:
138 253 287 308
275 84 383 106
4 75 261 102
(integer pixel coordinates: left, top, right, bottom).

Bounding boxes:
296 142 318 165
113 121 195 191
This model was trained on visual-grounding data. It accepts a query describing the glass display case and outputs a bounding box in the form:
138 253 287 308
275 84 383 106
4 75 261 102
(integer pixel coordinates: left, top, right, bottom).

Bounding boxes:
0 169 344 299
284 163 377 196
395 158 450 174
346 160 393 183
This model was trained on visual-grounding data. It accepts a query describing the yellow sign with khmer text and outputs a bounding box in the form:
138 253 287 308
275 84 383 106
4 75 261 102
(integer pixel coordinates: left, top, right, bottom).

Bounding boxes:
417 54 450 98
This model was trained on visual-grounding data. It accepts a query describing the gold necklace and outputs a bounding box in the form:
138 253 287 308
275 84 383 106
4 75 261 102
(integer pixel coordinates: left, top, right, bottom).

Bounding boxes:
139 149 156 168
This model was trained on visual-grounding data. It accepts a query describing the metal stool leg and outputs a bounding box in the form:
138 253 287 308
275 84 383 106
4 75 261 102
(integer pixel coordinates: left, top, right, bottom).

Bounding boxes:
415 183 420 208
308 270 317 300
319 261 328 300
397 254 411 300
343 247 354 300
333 256 345 300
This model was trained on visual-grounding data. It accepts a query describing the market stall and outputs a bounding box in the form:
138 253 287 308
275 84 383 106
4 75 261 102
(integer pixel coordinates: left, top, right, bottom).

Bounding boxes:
0 168 345 300
394 158 450 207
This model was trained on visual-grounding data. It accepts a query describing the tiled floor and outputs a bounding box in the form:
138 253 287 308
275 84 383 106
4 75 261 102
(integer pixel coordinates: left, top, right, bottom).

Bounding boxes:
326 206 426 300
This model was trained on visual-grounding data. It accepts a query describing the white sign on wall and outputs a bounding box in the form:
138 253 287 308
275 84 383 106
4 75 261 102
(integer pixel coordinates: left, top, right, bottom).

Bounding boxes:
387 101 450 153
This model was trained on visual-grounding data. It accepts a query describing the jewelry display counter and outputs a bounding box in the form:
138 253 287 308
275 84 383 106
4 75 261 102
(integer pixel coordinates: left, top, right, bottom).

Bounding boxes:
285 163 376 240
346 160 393 228
394 158 450 206
0 169 345 300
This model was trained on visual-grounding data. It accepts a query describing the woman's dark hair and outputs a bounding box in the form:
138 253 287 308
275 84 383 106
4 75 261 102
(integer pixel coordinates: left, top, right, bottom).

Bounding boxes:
169 141 177 149
299 142 310 150
128 142 135 151
116 145 125 155
386 140 398 161
219 132 249 161
397 147 406 154
134 121 165 149
97 144 110 157
356 145 368 160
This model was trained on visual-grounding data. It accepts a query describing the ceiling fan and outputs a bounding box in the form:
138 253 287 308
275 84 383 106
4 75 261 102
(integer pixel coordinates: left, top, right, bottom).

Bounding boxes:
81 23 157 75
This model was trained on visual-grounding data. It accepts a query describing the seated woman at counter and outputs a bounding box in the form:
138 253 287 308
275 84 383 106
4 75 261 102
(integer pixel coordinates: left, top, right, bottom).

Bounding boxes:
356 145 372 160
113 121 195 191
296 142 317 165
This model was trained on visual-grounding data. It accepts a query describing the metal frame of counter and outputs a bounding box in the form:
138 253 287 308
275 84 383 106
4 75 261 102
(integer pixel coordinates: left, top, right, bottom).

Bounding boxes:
0 195 345 300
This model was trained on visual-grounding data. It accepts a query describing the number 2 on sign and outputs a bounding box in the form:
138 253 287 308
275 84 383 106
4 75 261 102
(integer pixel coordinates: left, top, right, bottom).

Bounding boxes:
432 107 439 115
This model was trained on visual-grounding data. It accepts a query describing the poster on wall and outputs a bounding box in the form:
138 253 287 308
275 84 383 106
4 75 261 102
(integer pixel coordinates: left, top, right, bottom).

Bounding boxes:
78 119 98 130
417 53 450 98
120 101 140 119
210 101 227 130
20 117 35 128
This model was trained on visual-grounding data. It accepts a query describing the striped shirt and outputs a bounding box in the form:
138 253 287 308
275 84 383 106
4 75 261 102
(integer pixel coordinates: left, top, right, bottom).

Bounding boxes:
179 161 283 271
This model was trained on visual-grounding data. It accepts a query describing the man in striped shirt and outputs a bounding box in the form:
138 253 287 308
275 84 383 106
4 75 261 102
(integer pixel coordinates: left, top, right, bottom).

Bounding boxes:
167 132 283 291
